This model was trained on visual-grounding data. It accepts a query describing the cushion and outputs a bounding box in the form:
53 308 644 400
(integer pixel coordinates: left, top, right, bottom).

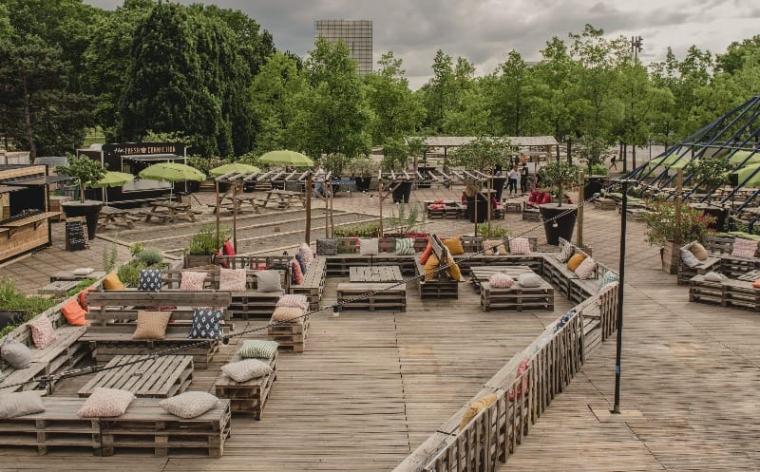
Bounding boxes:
132 311 171 340
1 339 32 369
317 238 337 256
508 360 530 401
731 238 757 258
272 306 305 323
458 393 497 430
359 238 379 256
138 268 162 292
291 259 304 285
223 240 236 256
222 359 273 383
509 237 531 255
276 294 309 311
102 272 124 291
188 308 223 339
27 315 57 349
159 391 219 419
61 298 87 326
574 257 597 279
423 254 440 281
395 238 415 255
295 252 307 276
419 242 434 265
567 253 587 271
483 239 507 256
219 268 247 292
77 387 134 418
443 238 465 255
180 271 207 290
703 271 725 282
0 392 45 418
216 248 229 268
556 241 574 263
489 273 514 288
255 270 282 292
598 271 619 290
298 243 314 265
680 248 701 268
77 288 93 310
690 242 709 261
238 340 278 359
753 279 760 289
517 273 542 288
528 191 539 203
540 193 552 204
446 253 462 281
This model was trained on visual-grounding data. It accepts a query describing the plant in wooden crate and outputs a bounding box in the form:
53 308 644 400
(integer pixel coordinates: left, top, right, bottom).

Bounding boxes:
185 224 230 268
0 278 56 338
56 155 106 239
333 222 381 238
537 161 580 245
642 201 714 274
476 224 509 239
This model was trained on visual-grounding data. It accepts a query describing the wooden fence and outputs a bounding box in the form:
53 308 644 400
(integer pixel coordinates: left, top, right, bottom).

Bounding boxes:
393 283 619 472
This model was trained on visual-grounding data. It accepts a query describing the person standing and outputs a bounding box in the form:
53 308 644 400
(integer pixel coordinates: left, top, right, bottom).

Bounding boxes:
508 167 518 196
520 165 529 193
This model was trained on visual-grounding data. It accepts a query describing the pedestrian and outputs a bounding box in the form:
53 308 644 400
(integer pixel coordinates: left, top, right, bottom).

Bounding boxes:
508 167 518 195
610 155 618 170
520 165 529 193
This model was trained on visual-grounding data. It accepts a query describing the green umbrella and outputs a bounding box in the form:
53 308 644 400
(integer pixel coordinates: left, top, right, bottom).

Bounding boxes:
259 150 314 168
731 163 760 187
209 163 261 177
138 163 206 201
90 171 134 188
728 150 760 168
648 153 689 170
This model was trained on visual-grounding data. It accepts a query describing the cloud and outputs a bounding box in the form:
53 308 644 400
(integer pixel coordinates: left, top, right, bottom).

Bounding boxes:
85 0 760 88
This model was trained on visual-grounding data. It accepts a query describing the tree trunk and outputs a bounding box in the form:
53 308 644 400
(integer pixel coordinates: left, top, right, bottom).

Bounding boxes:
20 71 37 161
632 144 637 170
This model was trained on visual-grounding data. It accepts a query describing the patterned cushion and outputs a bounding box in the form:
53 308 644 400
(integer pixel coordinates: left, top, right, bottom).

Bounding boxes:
27 315 57 349
395 238 415 255
298 243 314 265
1 339 32 369
138 269 162 292
459 393 497 430
556 241 574 262
238 340 278 359
509 237 531 255
291 259 304 285
295 253 307 276
61 298 87 326
680 248 701 268
188 308 223 339
360 238 379 256
77 388 134 418
424 255 440 281
483 239 507 255
0 392 45 418
574 257 597 279
180 271 207 290
732 238 757 258
132 311 171 340
159 391 219 419
317 239 337 256
222 359 272 383
255 270 282 292
219 268 247 292
443 238 465 255
517 273 542 288
489 273 514 288
276 294 309 311
272 306 305 323
598 271 619 290
419 242 434 265
689 242 709 261
102 272 124 291
567 253 586 271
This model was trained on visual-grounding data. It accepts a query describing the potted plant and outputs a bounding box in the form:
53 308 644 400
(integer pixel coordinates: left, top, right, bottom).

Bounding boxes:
382 138 414 203
642 201 714 274
537 161 580 245
686 156 730 230
184 224 229 268
56 155 106 239
346 157 376 192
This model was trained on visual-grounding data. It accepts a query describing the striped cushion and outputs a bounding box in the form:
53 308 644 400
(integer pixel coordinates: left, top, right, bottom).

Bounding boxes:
238 340 278 359
395 238 415 255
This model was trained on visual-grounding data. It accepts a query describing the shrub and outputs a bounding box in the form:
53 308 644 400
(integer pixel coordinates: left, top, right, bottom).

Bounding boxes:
642 201 714 246
589 163 608 176
135 248 163 266
477 224 509 239
188 224 230 255
333 222 381 238
117 261 146 287
0 278 56 339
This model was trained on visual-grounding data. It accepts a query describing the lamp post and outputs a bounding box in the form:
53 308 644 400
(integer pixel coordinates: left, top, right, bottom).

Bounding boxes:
612 178 633 414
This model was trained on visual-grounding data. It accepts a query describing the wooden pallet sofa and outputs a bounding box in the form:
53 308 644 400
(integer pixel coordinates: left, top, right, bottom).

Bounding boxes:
689 274 760 311
541 238 616 304
83 291 232 369
415 234 459 299
163 267 283 320
454 236 542 273
678 235 760 284
0 300 90 394
425 200 465 219
320 235 428 276
214 349 277 419
290 256 327 311
337 282 407 312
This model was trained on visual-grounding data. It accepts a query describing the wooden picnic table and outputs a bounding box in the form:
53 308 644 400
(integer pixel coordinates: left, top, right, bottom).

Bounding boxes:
98 205 138 229
349 266 404 283
260 189 305 209
215 193 260 214
78 354 194 398
144 200 199 223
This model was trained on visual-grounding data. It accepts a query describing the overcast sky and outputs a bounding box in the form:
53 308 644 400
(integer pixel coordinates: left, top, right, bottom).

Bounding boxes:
85 0 760 88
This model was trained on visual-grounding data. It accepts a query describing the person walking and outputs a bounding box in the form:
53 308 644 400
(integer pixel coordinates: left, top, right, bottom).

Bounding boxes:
508 167 518 196
610 154 618 170
520 165 529 193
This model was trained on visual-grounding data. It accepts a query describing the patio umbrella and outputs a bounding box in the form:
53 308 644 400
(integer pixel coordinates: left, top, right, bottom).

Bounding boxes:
89 171 134 203
138 163 206 201
209 163 261 177
647 153 689 170
259 150 314 168
730 162 760 187
728 150 760 168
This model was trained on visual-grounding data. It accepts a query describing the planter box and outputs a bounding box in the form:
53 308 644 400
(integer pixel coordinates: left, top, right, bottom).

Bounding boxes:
661 242 680 274
184 254 214 268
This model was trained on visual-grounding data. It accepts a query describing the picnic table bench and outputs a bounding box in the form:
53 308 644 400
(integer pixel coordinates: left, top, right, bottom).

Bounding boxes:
349 265 403 283
259 189 305 209
214 350 277 419
143 201 201 224
77 355 194 398
98 205 139 230
214 193 260 214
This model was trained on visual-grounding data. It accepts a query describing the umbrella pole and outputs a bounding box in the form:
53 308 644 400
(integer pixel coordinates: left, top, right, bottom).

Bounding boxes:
233 180 238 251
215 180 221 250
305 173 312 244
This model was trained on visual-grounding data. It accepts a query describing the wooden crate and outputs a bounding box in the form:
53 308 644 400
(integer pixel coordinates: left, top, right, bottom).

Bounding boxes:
99 399 231 457
522 208 540 221
337 282 406 312
481 282 554 311
268 316 309 353
228 292 280 320
0 398 100 455
504 202 522 213
78 355 194 399
593 197 617 210
214 352 277 419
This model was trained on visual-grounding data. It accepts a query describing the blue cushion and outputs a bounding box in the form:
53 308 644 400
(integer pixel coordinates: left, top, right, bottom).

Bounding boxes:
138 269 162 292
598 271 618 290
188 308 223 339
295 252 307 275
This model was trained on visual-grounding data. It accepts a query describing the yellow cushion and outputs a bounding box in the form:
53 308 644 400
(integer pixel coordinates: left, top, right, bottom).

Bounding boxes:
566 253 586 271
443 238 465 255
459 393 497 430
446 253 462 281
424 255 440 281
690 242 708 261
102 272 125 291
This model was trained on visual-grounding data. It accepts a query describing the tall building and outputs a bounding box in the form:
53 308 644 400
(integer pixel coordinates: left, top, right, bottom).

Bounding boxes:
315 19 373 75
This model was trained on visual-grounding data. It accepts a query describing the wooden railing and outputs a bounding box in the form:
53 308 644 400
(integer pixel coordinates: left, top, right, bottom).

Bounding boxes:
393 283 619 472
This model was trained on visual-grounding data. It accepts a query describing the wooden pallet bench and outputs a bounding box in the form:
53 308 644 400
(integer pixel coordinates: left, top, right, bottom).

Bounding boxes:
83 291 232 369
99 399 231 457
593 197 617 210
290 256 327 311
540 256 577 297
325 254 417 276
268 316 309 353
214 351 277 419
718 255 760 279
415 235 459 299
480 281 554 311
337 282 407 312
425 201 465 219
689 275 760 311
78 355 194 398
469 265 534 291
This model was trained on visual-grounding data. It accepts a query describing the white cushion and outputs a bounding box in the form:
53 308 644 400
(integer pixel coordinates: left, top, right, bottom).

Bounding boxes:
517 273 542 288
359 238 379 256
221 359 273 383
556 242 574 263
703 271 725 282
159 391 220 419
680 248 701 268
574 257 597 279
0 392 45 418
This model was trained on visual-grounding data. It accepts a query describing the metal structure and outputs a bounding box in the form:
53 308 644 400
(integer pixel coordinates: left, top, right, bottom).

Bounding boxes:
315 19 373 75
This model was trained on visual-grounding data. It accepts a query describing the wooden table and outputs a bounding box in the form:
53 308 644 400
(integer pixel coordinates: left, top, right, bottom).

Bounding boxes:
477 267 554 311
98 205 138 229
215 193 260 214
144 201 198 223
349 266 403 283
78 355 194 398
337 282 406 312
260 189 305 209
470 265 533 291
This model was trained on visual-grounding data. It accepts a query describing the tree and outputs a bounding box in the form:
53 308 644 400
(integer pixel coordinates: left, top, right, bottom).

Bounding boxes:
490 50 535 136
532 37 582 143
421 50 456 132
56 155 106 203
451 136 512 171
717 35 760 74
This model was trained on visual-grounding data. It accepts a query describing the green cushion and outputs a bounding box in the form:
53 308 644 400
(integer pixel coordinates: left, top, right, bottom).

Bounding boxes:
238 340 279 359
395 238 415 255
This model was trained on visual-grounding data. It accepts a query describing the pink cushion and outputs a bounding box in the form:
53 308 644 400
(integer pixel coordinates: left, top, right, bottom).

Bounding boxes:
488 273 514 288
28 315 57 349
298 243 314 266
574 257 597 279
219 268 247 291
77 388 135 418
540 193 552 204
290 259 304 285
732 238 757 259
509 237 531 255
223 240 236 256
180 271 207 290
528 191 539 203
277 294 309 311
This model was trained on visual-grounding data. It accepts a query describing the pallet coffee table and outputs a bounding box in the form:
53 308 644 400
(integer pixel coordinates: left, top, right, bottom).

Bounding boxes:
470 265 533 291
78 355 193 398
349 265 403 283
475 266 554 311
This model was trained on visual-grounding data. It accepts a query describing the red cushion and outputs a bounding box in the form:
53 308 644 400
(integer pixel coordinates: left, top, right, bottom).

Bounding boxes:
61 298 87 326
291 259 304 285
419 242 433 265
216 248 229 268
540 193 552 204
528 191 539 203
223 240 236 256
77 288 92 310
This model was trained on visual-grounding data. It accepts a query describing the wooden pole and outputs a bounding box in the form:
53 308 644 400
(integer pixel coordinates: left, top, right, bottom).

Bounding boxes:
324 181 329 239
576 170 585 247
486 175 492 234
379 180 384 236
215 180 221 250
674 169 683 245
329 188 335 236
232 180 238 251
473 181 479 237
305 173 312 243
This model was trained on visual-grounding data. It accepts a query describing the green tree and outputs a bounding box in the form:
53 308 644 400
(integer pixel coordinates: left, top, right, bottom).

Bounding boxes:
451 136 512 170
490 50 534 135
421 50 457 132
532 37 582 143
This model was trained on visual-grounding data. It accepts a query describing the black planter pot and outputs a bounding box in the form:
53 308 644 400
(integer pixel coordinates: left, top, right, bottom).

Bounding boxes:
61 201 103 240
492 177 507 201
392 181 413 203
539 203 578 246
691 203 727 231
355 177 371 192
465 196 488 223
0 310 24 330
584 176 607 200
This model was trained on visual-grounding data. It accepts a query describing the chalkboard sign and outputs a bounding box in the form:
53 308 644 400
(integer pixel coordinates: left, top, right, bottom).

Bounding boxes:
65 222 87 251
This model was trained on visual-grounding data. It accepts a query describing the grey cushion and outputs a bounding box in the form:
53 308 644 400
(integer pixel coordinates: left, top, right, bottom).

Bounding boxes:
517 273 542 288
317 239 337 256
1 339 33 369
0 392 45 418
556 242 574 263
221 359 273 383
255 270 282 292
680 248 701 268
159 391 219 419
704 271 725 282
